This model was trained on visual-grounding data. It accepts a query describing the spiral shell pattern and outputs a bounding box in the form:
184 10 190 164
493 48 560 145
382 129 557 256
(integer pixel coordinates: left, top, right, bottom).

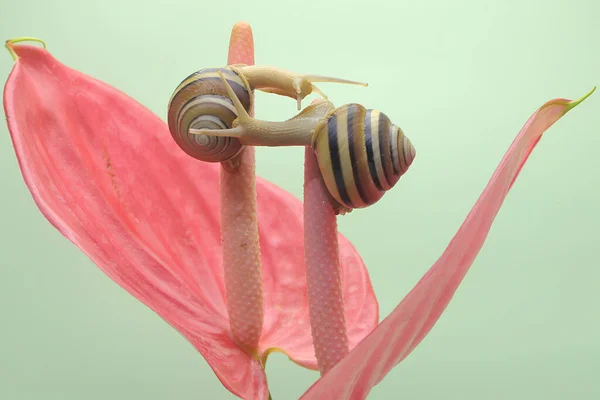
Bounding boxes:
167 67 253 162
311 103 416 210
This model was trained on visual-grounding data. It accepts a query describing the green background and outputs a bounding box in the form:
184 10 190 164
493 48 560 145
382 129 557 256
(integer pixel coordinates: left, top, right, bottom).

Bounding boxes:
1 0 598 399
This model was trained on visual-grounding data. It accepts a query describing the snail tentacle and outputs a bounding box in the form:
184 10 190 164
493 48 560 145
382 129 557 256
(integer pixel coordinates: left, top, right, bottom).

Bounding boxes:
236 65 368 110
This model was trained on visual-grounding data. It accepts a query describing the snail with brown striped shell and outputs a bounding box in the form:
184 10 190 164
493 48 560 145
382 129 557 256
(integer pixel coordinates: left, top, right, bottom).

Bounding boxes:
167 65 367 165
182 70 416 214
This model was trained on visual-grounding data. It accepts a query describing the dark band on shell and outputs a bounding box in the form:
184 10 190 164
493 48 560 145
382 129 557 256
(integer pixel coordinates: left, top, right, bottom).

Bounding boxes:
167 67 253 162
312 103 415 210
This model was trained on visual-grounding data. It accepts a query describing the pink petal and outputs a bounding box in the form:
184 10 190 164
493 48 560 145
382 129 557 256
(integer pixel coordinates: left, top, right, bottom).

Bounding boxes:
3 42 262 399
3 42 378 399
300 89 595 400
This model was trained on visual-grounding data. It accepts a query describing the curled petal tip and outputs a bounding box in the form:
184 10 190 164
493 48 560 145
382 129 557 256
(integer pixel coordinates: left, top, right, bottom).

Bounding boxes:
5 37 46 60
537 86 596 117
565 86 596 112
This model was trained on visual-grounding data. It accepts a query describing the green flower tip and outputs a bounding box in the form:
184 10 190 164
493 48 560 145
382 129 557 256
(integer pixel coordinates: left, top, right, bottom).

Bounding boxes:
5 37 46 61
565 86 596 112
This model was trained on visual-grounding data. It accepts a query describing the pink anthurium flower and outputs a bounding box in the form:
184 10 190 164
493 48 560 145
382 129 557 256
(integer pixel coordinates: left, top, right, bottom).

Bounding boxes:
2 32 378 400
3 22 594 400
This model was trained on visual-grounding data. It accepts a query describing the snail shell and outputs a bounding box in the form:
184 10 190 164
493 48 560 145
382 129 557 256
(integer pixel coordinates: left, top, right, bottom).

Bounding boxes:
167 67 253 162
311 103 415 211
171 69 416 214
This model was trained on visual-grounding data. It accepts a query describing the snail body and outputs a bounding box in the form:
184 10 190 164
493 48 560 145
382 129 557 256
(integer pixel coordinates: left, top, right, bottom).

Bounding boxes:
167 65 367 164
187 71 416 213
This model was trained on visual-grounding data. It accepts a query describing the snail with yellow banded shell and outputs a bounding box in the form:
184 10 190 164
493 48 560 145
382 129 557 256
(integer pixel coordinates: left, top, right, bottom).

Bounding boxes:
167 65 367 164
169 70 416 214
